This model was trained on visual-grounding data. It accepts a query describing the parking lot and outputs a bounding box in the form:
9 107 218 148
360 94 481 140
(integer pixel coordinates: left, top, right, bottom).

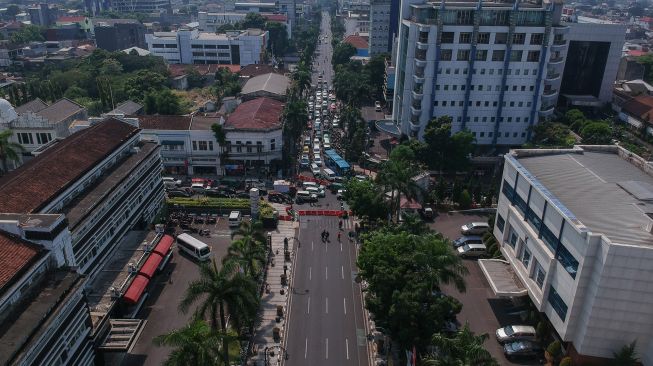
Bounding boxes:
123 218 235 366
431 212 542 366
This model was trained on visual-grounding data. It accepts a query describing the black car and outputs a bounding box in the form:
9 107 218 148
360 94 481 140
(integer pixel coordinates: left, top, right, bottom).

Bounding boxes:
205 189 231 198
503 340 543 360
234 191 251 199
167 189 192 198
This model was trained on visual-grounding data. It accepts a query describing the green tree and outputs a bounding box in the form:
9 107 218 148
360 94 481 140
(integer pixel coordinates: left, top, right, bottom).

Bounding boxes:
223 238 266 278
332 42 356 66
531 121 574 147
458 189 472 209
376 145 422 220
5 5 19 18
364 54 388 100
0 130 24 174
99 58 123 75
423 323 497 366
422 116 475 173
580 121 613 144
266 21 289 57
10 25 44 45
611 341 639 366
241 12 266 28
343 179 387 222
179 260 258 365
282 99 308 166
357 230 467 354
153 319 232 366
211 123 227 173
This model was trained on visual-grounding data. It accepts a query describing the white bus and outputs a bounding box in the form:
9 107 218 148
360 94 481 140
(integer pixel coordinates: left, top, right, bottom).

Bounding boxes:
228 211 242 228
176 233 211 261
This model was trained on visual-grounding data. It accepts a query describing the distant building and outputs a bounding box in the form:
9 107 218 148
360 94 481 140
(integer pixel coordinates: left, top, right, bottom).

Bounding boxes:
241 72 290 101
110 0 170 14
344 34 369 57
94 18 146 52
617 56 646 83
108 100 144 115
28 3 53 26
145 28 267 66
383 59 395 110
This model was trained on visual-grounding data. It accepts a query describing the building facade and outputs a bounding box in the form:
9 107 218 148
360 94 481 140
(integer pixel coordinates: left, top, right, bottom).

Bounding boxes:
94 19 147 52
145 28 267 66
392 0 568 145
369 0 400 55
110 0 170 14
492 145 653 364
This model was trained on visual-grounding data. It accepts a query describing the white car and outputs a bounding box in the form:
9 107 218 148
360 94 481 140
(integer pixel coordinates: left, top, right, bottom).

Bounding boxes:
323 142 331 149
322 101 328 108
300 154 310 167
314 156 323 166
313 145 321 154
310 163 321 176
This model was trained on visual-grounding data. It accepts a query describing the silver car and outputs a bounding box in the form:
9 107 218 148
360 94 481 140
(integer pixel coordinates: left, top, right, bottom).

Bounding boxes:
496 325 537 343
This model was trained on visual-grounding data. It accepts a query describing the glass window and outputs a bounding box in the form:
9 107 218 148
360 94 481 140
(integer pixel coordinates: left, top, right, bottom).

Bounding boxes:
492 50 505 61
494 33 508 44
540 224 558 253
533 260 546 288
18 133 33 145
527 51 541 62
512 33 525 44
508 226 518 248
459 32 472 43
530 33 543 45
192 141 197 150
497 214 505 232
476 50 487 61
525 207 542 233
441 32 455 43
556 244 579 279
477 32 490 44
547 285 568 321
520 244 531 268
457 49 470 61
510 50 523 62
441 49 452 61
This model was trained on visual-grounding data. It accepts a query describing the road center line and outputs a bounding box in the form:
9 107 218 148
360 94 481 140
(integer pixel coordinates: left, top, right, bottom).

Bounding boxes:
341 266 344 280
325 297 329 314
346 338 350 360
343 297 347 315
311 241 314 251
309 267 312 281
325 266 328 280
307 296 310 314
340 242 342 251
325 338 329 360
305 338 308 359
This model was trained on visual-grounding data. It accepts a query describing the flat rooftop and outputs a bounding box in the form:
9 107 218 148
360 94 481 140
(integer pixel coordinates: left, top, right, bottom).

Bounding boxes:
63 141 159 229
512 146 653 247
420 0 545 8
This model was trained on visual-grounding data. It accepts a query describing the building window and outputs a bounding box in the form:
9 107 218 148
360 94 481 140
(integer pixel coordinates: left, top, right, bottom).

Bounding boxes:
441 49 452 61
441 32 454 43
457 49 470 61
236 141 242 153
18 133 33 145
496 214 505 232
246 141 252 153
459 32 472 43
192 141 197 150
208 141 214 150
507 226 518 249
477 32 490 44
476 50 487 61
527 51 541 62
494 33 508 44
520 244 531 268
198 141 208 150
270 139 276 151
533 260 546 288
510 51 523 62
492 50 505 62
547 285 568 321
512 33 525 44
530 33 543 45
556 244 579 279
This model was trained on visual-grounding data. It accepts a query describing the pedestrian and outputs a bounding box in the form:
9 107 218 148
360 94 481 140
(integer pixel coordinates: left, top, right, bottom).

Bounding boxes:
337 232 341 242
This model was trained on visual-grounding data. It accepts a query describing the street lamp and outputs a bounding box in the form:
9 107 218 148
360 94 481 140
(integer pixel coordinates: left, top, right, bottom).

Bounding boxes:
264 345 289 365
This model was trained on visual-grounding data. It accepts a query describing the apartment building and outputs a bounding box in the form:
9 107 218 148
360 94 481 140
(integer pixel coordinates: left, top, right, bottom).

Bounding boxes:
110 0 170 14
488 145 653 364
198 12 292 38
0 117 165 365
369 0 400 55
145 28 267 66
392 0 568 145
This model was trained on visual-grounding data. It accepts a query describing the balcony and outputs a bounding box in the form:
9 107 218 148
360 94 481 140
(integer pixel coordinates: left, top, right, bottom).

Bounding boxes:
539 104 555 117
548 56 564 65
409 120 421 132
542 89 558 102
411 105 422 116
551 39 567 51
553 25 570 35
545 72 561 82
412 90 423 101
416 41 429 50
414 58 427 68
413 74 425 84
418 24 431 32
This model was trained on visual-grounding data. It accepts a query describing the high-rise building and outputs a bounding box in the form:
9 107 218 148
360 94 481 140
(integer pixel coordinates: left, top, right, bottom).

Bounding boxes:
392 0 568 145
369 0 400 55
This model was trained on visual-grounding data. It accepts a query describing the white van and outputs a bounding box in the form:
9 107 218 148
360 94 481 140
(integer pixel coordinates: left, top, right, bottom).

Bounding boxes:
310 163 321 176
177 233 212 261
228 211 242 228
322 168 337 181
306 186 326 198
302 181 324 190
457 243 487 258
162 177 181 186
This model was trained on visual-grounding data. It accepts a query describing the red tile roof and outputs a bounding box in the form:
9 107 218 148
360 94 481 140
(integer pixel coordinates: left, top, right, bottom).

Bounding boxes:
0 118 139 213
628 50 649 57
57 16 86 23
263 14 287 22
225 97 284 130
344 35 368 50
240 64 284 78
137 115 192 130
622 95 653 124
0 231 42 293
168 64 241 78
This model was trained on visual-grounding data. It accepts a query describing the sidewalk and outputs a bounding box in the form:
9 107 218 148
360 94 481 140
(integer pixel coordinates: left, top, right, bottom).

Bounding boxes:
249 218 298 366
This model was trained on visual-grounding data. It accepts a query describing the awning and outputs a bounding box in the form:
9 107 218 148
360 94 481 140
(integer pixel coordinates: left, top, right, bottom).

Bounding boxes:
478 259 528 297
154 235 174 257
161 140 184 145
123 274 150 305
375 120 401 137
139 252 163 279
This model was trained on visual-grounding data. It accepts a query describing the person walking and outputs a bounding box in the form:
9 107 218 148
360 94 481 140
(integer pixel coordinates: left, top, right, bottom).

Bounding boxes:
337 232 341 242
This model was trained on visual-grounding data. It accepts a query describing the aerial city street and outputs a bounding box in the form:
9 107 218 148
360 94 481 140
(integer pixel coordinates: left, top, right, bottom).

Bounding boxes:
0 0 651 366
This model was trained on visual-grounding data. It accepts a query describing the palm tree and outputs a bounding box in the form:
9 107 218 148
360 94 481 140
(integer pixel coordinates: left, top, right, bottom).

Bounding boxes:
211 123 227 175
0 130 24 174
423 323 497 366
179 260 258 365
223 238 266 278
377 158 422 221
231 219 266 246
612 341 639 366
153 319 233 366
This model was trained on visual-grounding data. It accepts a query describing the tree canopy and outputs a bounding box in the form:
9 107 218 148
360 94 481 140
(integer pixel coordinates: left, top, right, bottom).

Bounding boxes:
332 42 356 67
421 116 475 173
343 179 387 222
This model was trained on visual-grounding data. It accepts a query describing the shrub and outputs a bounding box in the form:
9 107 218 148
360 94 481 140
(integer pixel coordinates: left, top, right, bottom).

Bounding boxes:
167 197 250 209
547 340 562 359
560 356 573 366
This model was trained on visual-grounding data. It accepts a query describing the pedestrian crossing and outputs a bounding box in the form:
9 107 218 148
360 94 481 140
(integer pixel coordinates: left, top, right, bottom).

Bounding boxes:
299 216 355 230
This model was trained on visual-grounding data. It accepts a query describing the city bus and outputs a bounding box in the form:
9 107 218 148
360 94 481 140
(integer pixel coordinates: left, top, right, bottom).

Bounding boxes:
176 233 212 261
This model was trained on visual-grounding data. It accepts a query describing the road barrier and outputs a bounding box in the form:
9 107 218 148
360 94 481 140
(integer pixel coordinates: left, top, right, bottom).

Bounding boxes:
296 210 351 217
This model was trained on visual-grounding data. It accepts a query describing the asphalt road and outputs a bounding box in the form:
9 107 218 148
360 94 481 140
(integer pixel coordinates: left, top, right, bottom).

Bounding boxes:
284 12 370 366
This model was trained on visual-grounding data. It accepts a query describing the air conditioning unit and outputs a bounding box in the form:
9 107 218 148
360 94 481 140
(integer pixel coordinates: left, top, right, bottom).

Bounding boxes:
110 287 120 298
143 240 151 252
128 263 136 273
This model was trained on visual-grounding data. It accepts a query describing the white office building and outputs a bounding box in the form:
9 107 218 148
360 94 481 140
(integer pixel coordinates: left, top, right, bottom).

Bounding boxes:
110 0 169 13
393 0 568 145
487 145 653 364
145 28 268 66
369 0 392 55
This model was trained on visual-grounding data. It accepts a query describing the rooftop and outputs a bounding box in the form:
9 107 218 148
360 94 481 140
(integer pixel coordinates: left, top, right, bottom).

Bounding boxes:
225 97 284 130
108 100 143 115
0 118 139 213
241 72 289 97
344 34 369 49
190 115 222 130
240 64 283 78
621 95 653 124
136 115 192 130
93 18 140 26
0 270 84 365
14 98 48 114
0 231 44 294
512 146 653 247
36 98 85 124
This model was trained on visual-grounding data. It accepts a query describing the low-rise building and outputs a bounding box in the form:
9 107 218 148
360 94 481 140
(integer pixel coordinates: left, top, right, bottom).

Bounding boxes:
241 72 290 101
198 12 291 37
487 145 653 365
145 28 267 66
344 35 369 57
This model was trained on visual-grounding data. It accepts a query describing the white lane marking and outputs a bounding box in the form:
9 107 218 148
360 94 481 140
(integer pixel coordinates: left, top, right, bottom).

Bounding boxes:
340 242 343 251
346 338 350 360
341 266 344 280
305 338 308 359
309 267 312 281
311 241 314 251
307 296 310 314
343 297 347 315
325 297 329 314
325 338 329 360
325 266 328 280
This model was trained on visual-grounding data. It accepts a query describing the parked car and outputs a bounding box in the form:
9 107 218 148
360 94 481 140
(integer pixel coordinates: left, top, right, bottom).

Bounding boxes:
456 243 487 258
496 325 537 344
375 101 382 111
205 189 231 198
336 189 346 200
452 235 484 248
503 340 543 360
461 222 490 235
167 189 192 198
